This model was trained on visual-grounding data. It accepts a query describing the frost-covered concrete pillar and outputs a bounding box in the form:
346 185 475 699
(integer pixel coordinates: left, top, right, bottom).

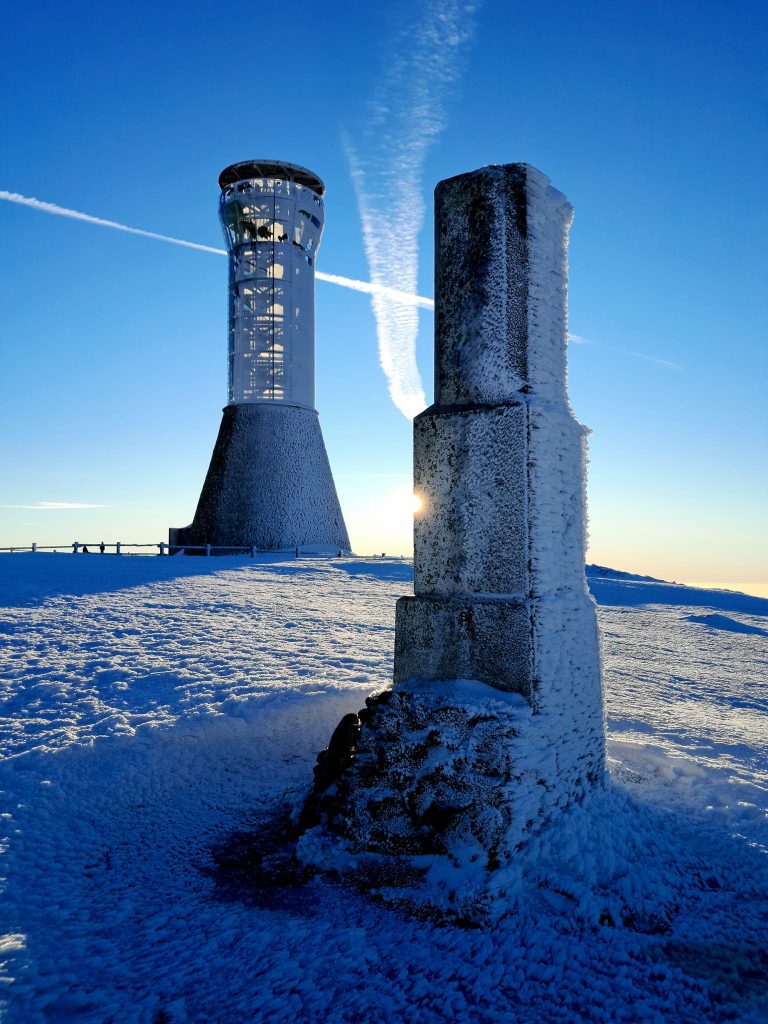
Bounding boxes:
300 165 605 916
395 163 601 708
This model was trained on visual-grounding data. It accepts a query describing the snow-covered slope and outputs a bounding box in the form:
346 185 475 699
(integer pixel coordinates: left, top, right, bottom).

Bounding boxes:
1 554 766 1022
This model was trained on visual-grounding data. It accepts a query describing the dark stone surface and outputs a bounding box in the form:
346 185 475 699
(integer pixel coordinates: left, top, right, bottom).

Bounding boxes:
412 402 528 597
295 683 602 909
311 713 361 793
434 165 530 406
302 688 525 859
170 403 350 551
394 595 531 695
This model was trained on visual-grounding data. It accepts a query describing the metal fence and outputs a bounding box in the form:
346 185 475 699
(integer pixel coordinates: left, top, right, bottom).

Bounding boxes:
0 543 404 560
0 542 345 558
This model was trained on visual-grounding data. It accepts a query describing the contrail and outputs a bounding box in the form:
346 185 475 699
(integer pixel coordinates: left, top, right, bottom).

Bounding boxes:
315 270 433 309
2 191 678 373
568 334 682 371
0 190 434 310
344 0 479 420
626 350 682 371
0 190 227 255
0 501 107 510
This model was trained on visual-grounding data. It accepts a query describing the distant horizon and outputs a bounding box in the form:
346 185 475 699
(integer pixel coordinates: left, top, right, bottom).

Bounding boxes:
1 547 766 602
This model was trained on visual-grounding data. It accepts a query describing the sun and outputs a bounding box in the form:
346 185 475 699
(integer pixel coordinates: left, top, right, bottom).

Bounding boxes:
412 493 424 514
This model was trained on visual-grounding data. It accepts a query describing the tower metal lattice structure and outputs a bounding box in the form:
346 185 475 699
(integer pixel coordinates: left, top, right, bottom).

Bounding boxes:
219 161 325 408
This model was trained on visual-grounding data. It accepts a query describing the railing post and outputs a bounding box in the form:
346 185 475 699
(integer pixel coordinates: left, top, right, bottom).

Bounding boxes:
73 541 79 554
295 546 300 559
251 545 256 558
116 542 121 556
159 542 166 557
32 542 37 553
205 544 211 557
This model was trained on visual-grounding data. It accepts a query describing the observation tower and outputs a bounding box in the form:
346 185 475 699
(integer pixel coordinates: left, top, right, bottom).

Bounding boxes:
170 160 350 553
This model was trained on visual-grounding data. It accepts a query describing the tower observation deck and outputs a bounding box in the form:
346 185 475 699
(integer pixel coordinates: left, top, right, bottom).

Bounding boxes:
219 161 325 409
170 160 349 554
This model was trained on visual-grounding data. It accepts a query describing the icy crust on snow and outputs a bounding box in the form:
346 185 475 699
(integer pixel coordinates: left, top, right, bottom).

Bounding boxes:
1 556 767 1021
0 555 388 760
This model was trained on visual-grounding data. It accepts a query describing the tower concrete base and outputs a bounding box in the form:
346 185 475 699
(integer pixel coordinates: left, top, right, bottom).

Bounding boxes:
170 404 350 552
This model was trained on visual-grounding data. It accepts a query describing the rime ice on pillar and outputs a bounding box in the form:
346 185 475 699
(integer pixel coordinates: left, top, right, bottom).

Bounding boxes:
170 161 349 553
395 163 602 715
300 165 604 908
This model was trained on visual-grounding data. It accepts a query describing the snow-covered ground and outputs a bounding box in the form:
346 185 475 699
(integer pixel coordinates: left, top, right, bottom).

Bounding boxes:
1 554 766 1023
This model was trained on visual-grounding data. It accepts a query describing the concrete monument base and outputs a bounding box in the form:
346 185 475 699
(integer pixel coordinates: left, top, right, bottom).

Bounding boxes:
170 404 350 552
297 678 604 919
298 163 605 916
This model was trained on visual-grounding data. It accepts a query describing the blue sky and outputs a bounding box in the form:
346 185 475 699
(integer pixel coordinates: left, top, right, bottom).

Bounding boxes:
1 0 765 584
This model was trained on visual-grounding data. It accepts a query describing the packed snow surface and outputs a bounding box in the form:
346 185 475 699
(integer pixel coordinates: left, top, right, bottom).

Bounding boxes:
1 554 766 1022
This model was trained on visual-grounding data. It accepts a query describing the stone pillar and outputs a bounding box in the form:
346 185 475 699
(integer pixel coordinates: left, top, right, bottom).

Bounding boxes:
395 163 601 709
299 165 605 915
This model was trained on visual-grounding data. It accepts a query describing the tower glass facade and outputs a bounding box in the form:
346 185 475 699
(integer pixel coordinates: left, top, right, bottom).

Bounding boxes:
219 162 325 408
